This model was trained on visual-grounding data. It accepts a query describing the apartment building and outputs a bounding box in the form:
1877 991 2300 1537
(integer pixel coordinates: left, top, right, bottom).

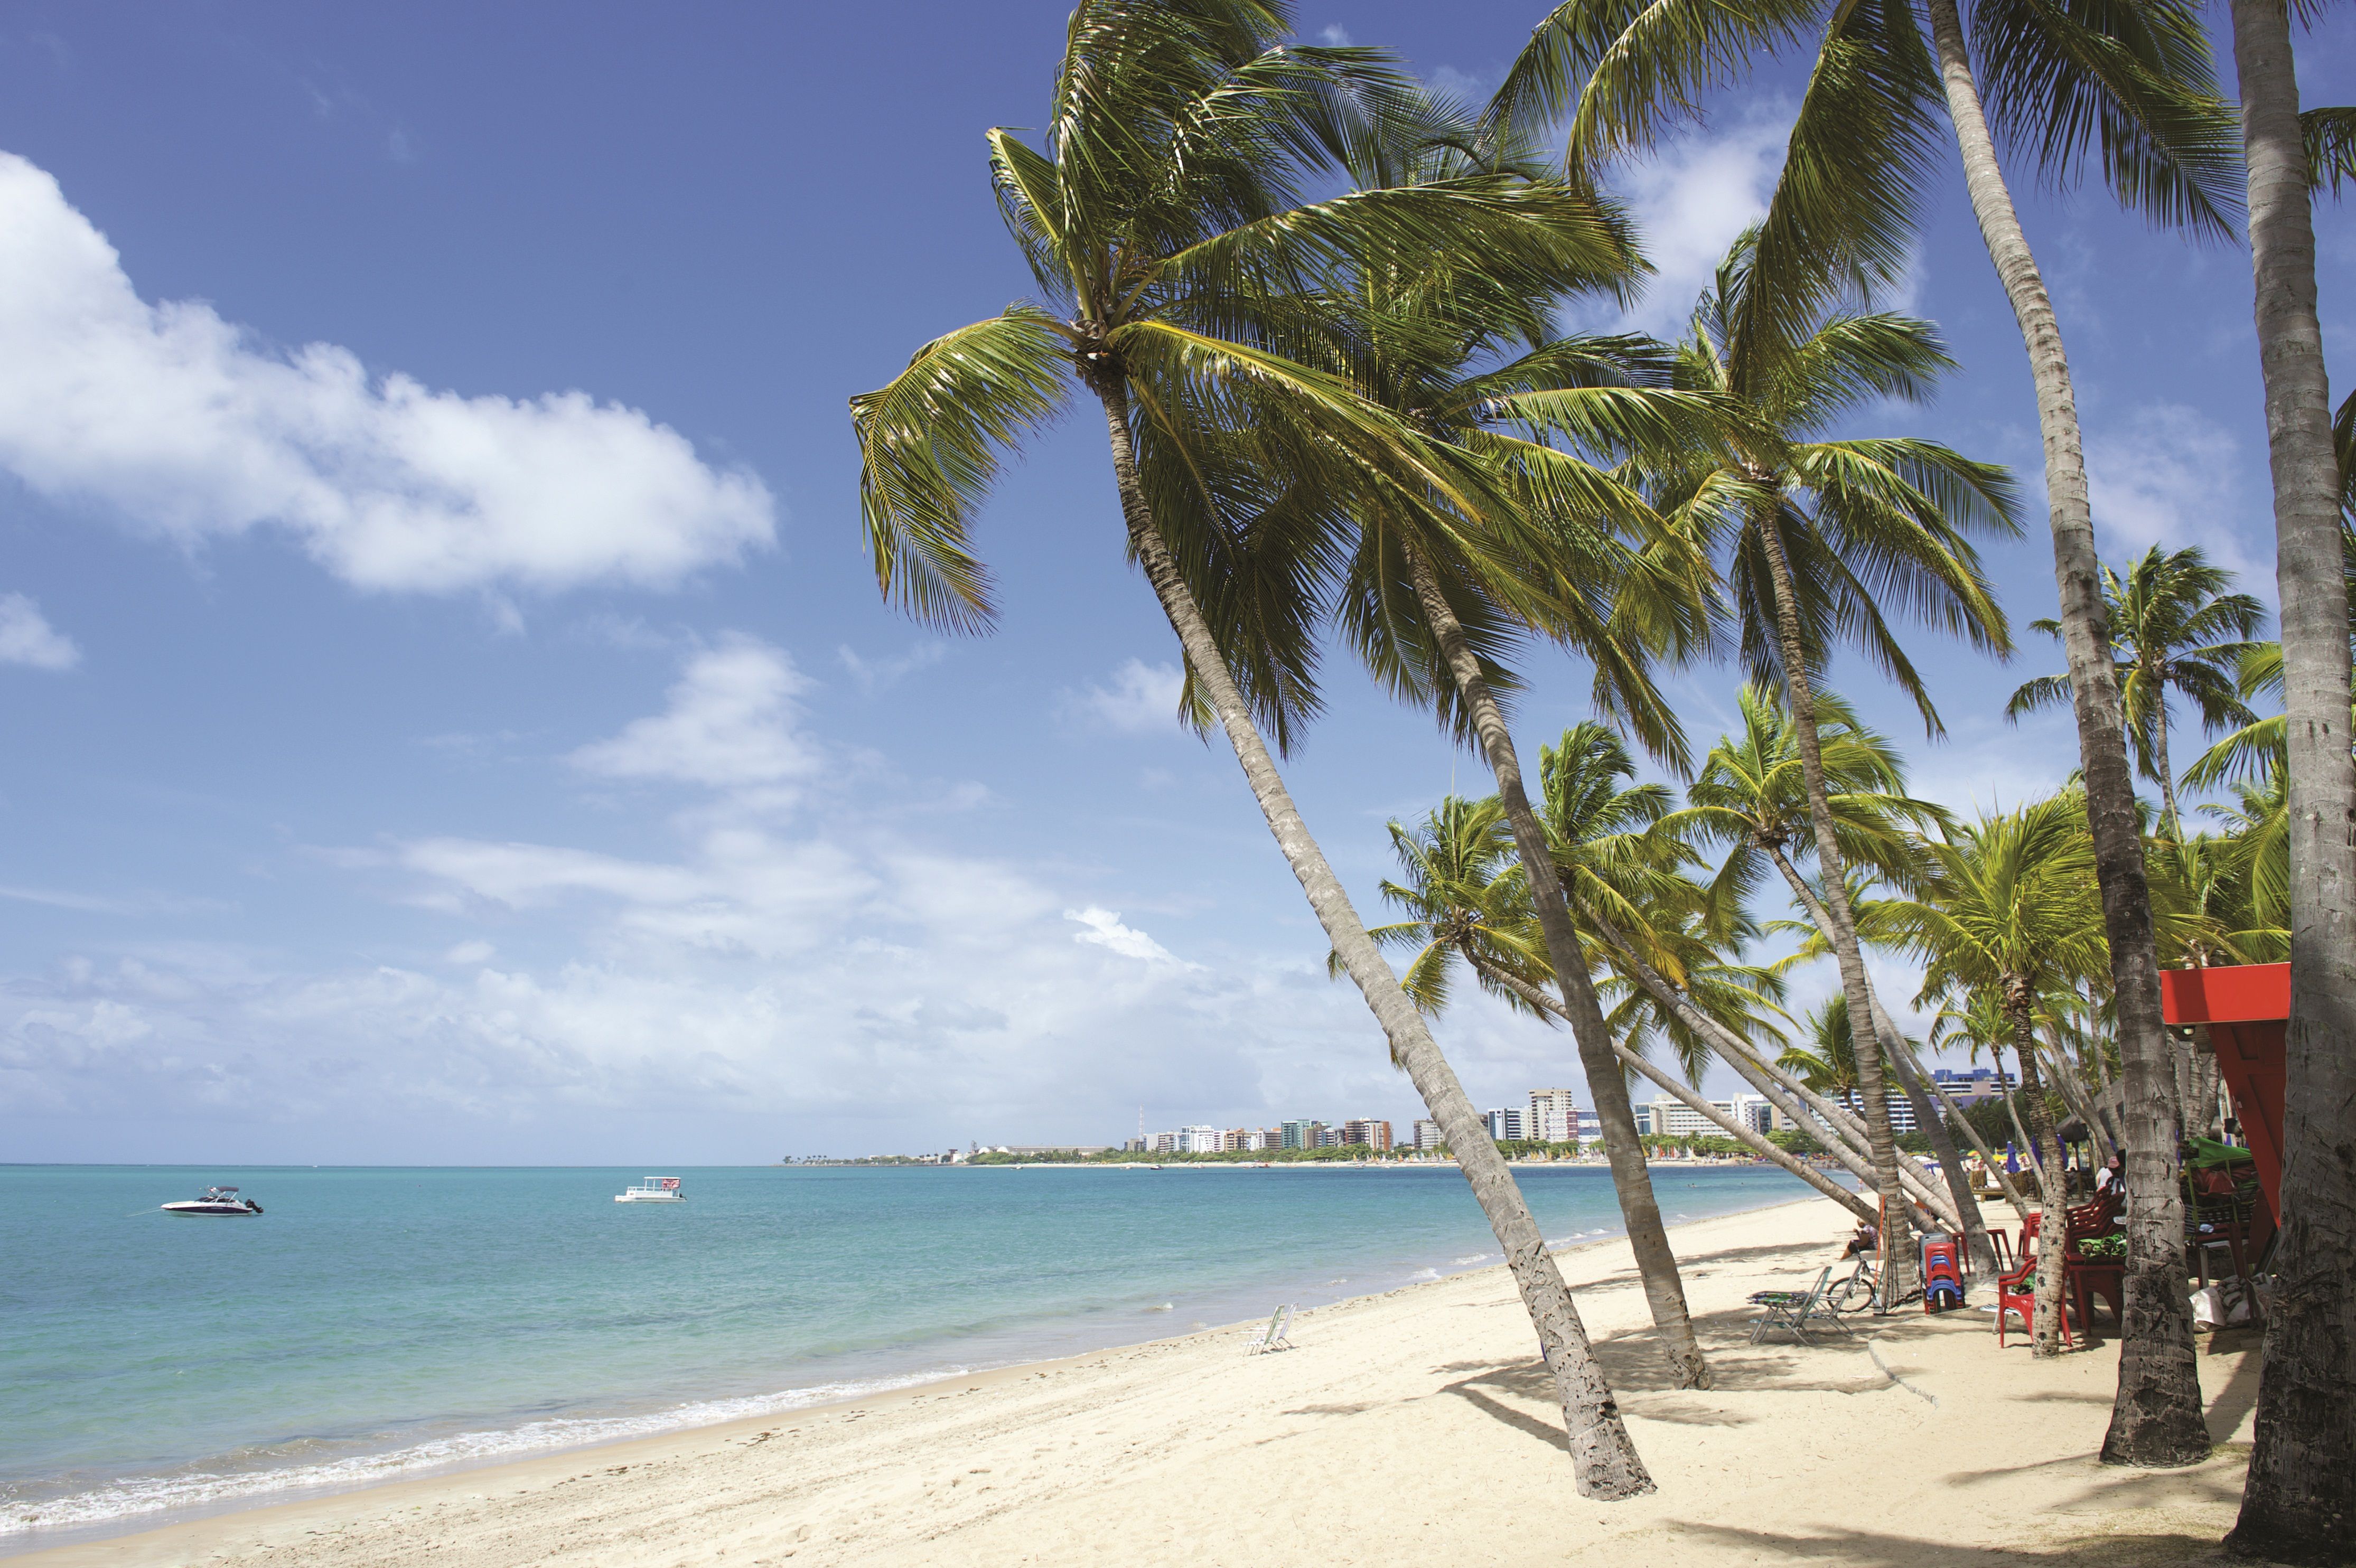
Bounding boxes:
1411 1118 1442 1151
1482 1106 1526 1141
1338 1118 1392 1151
1528 1088 1578 1143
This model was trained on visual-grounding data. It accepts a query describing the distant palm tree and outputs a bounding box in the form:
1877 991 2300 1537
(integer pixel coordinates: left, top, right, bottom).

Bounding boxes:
2006 544 2265 834
1361 783 1872 1219
1778 993 1862 1105
849 0 1650 1497
1641 237 2017 1303
1492 0 2235 1467
1860 795 2110 1355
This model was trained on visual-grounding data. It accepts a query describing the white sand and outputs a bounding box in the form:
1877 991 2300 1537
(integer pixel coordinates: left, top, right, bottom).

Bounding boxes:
22 1195 2262 1567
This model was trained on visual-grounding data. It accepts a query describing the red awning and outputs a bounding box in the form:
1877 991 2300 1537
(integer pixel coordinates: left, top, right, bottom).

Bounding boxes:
2159 963 2286 1224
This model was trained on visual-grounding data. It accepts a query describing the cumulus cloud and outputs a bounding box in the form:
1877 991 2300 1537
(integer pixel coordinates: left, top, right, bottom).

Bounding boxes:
2085 403 2267 583
1603 109 1796 336
569 636 821 791
0 152 773 594
1066 906 1192 966
1064 659 1186 734
0 593 78 670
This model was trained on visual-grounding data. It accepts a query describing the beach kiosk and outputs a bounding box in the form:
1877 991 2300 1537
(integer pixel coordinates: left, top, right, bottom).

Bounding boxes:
2158 962 2287 1224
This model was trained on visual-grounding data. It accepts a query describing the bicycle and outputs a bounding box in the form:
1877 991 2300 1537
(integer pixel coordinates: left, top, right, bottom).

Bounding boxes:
1830 1251 1927 1313
1830 1253 1880 1313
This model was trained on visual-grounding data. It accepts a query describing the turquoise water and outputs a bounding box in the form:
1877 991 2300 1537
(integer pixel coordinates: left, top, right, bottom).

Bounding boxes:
2 1162 1813 1546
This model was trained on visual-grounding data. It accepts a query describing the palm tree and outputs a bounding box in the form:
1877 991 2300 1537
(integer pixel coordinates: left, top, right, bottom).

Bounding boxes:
1362 785 1875 1219
1779 994 1862 1104
848 1 1651 1497
1495 0 2232 1469
1860 794 2110 1355
2226 4 2356 1526
2005 544 2265 835
1308 123 1723 1387
1639 238 2018 1304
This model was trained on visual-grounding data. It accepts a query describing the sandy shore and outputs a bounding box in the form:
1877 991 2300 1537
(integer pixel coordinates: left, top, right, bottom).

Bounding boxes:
21 1194 2265 1567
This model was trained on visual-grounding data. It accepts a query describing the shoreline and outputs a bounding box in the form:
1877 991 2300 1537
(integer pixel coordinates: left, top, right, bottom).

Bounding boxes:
5 1178 1820 1557
13 1193 2260 1568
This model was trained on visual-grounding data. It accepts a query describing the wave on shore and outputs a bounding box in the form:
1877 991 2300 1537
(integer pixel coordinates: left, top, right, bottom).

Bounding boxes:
4 1367 960 1537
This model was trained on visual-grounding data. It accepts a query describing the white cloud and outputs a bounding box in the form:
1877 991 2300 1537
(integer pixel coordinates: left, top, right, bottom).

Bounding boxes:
1066 905 1192 966
1318 23 1353 45
1602 108 1794 337
444 940 496 965
1064 658 1185 734
1427 64 1491 104
837 640 946 694
0 152 773 595
569 636 821 792
2084 403 2268 584
0 592 78 669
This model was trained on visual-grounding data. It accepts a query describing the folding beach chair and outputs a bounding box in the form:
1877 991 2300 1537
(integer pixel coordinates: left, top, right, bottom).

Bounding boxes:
1247 1303 1295 1354
1749 1267 1850 1345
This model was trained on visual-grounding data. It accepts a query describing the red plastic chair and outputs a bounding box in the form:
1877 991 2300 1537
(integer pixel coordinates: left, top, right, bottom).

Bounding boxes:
1996 1260 2073 1348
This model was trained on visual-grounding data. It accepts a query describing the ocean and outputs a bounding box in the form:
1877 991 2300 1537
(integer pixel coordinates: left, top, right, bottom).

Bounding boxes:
2 1161 1818 1550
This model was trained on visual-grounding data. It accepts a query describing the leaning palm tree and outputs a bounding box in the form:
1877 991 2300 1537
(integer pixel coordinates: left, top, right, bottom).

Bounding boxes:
849 1 1650 1497
1859 794 2111 1355
1362 786 1874 1218
2005 544 2265 835
1307 120 1723 1387
1639 238 2018 1303
1495 0 2233 1468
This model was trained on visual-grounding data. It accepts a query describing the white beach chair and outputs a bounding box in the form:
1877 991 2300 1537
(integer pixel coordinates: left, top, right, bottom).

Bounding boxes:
1247 1303 1295 1354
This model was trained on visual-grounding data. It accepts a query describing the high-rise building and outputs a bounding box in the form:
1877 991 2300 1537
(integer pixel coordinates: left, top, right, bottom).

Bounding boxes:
1280 1119 1314 1150
1731 1093 1773 1135
1482 1106 1526 1142
1339 1118 1392 1151
1310 1122 1341 1148
1411 1118 1443 1151
1528 1088 1578 1143
1152 1130 1180 1153
1575 1109 1601 1141
1176 1125 1223 1153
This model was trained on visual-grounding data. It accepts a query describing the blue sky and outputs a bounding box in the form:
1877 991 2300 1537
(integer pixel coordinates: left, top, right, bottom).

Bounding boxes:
0 2 2345 1163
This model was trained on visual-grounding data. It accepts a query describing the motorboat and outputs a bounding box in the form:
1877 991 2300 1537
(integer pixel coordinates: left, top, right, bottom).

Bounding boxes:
615 1176 685 1203
163 1186 263 1216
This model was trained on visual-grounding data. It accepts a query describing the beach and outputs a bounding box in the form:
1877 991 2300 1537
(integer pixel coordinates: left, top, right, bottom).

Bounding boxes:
19 1194 2261 1568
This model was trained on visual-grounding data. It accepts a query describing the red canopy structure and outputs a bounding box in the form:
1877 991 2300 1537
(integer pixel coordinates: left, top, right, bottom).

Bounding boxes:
2158 962 2287 1223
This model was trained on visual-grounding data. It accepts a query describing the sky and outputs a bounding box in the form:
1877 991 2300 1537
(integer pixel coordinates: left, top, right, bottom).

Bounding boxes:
0 2 2347 1164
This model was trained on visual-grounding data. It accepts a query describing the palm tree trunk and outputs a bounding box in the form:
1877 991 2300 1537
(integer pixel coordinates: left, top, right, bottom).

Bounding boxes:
1403 546 1709 1387
1920 0 2206 1462
1893 1033 2035 1222
2006 990 2073 1355
1750 841 1967 1236
1582 910 1968 1226
1876 1008 2003 1274
2044 1035 2117 1165
1747 511 1917 1304
2005 1076 2041 1177
2226 0 2356 1546
2152 697 2182 841
1473 954 1878 1222
1088 383 1652 1496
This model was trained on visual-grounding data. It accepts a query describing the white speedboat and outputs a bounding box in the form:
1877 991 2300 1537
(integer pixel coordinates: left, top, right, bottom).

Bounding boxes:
615 1176 685 1203
163 1185 263 1216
